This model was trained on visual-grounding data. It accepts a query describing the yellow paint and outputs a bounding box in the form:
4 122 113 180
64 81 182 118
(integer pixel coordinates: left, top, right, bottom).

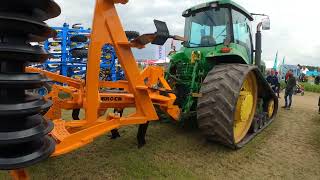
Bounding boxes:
234 71 258 143
267 100 274 118
191 51 201 64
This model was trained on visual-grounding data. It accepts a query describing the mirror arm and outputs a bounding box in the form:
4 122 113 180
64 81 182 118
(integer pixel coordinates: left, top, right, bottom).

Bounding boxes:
256 22 263 32
171 35 187 42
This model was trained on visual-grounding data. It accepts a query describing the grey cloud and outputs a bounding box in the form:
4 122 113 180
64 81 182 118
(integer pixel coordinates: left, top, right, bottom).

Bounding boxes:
47 0 320 66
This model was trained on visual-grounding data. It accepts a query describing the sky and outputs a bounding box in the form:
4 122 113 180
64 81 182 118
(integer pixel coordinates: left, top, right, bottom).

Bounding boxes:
47 0 320 67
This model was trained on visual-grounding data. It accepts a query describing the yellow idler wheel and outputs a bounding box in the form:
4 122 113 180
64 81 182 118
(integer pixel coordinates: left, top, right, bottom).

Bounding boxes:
267 99 275 118
233 71 258 143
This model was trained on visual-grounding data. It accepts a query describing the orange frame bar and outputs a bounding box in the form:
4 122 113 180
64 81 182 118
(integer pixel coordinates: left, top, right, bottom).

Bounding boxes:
85 0 158 125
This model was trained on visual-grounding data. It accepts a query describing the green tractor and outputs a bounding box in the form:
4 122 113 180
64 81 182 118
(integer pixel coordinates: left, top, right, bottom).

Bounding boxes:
165 0 278 148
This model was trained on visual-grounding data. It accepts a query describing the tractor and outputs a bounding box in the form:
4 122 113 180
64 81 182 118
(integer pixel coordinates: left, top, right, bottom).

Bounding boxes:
0 0 278 179
164 0 278 148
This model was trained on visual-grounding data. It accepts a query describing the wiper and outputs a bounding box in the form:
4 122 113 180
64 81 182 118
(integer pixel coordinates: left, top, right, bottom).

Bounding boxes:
216 27 226 40
204 11 216 26
188 42 201 45
185 42 201 47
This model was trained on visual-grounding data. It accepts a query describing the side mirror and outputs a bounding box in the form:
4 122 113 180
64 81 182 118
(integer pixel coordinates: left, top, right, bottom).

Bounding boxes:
262 17 270 30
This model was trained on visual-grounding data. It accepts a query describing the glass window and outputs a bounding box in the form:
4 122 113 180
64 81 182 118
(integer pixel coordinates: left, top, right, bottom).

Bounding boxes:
184 8 231 48
232 10 253 61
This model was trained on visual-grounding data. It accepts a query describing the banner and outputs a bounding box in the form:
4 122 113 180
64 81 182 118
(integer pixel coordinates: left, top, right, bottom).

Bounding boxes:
155 45 166 61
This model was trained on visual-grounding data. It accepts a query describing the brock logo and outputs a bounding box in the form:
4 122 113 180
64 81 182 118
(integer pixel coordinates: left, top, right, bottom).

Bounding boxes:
101 97 122 101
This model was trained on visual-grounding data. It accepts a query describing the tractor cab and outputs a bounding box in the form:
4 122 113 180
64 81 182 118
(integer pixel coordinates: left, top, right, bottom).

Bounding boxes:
181 0 270 65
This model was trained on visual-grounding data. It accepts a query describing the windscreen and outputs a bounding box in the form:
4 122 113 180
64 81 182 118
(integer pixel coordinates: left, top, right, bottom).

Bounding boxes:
184 8 231 48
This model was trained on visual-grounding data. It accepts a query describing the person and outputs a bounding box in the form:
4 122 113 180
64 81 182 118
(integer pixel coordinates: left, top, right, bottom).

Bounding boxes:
302 66 309 75
285 69 292 83
300 66 308 82
168 46 177 56
266 70 278 94
275 71 281 98
266 70 272 84
282 70 296 110
297 64 302 82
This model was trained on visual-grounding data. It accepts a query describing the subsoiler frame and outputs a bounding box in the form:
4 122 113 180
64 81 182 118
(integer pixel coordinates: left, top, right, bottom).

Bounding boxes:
27 0 180 157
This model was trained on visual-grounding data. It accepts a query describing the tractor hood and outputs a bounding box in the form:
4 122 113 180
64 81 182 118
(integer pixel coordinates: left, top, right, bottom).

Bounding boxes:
170 43 251 65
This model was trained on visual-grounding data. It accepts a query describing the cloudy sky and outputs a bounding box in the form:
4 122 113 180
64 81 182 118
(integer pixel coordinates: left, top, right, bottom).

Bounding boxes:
47 0 320 67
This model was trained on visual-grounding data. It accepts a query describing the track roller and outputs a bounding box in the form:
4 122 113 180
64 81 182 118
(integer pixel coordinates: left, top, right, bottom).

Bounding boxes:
0 0 61 170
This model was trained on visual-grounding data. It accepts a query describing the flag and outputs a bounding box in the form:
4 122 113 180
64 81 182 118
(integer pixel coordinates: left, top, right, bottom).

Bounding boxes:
273 51 278 70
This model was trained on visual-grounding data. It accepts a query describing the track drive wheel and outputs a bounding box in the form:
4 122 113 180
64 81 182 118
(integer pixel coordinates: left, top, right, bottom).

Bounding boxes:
197 64 258 148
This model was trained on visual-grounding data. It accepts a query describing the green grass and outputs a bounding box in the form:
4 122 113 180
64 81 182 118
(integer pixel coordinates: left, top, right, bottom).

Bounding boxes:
280 81 320 93
300 82 320 93
280 80 286 89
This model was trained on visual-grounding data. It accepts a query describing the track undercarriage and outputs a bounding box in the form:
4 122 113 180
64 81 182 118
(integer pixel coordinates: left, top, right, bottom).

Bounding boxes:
167 62 278 148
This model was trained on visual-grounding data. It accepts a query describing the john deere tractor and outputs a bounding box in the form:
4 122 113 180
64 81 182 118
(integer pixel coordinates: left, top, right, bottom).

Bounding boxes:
165 0 278 148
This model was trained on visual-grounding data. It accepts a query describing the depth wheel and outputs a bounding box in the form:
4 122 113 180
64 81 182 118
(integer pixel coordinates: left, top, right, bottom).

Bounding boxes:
197 64 258 148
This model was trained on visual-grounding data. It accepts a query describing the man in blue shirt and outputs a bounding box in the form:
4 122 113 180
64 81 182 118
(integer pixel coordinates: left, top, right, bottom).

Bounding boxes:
266 70 279 93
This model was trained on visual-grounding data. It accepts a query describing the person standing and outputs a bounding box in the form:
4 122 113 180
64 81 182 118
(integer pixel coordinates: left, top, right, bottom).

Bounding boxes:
282 70 296 110
285 69 292 83
275 71 281 98
266 70 272 84
266 70 278 94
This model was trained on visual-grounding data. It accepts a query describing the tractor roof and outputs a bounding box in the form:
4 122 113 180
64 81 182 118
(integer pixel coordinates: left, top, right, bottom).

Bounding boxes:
183 0 253 21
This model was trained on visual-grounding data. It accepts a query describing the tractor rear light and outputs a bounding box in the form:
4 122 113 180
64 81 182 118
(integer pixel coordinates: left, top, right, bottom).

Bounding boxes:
221 47 231 53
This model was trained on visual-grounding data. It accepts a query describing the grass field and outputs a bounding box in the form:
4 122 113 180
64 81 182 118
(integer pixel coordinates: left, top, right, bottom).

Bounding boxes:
1 93 320 179
301 82 320 93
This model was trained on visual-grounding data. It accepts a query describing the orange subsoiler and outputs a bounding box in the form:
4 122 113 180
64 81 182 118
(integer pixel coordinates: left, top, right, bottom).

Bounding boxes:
32 0 181 156
4 0 181 179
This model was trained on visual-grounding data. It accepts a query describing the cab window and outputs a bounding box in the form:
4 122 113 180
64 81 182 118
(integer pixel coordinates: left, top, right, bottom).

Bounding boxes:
232 10 253 62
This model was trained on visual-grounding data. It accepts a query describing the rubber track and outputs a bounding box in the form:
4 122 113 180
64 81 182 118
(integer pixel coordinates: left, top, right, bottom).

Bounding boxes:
197 64 278 149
